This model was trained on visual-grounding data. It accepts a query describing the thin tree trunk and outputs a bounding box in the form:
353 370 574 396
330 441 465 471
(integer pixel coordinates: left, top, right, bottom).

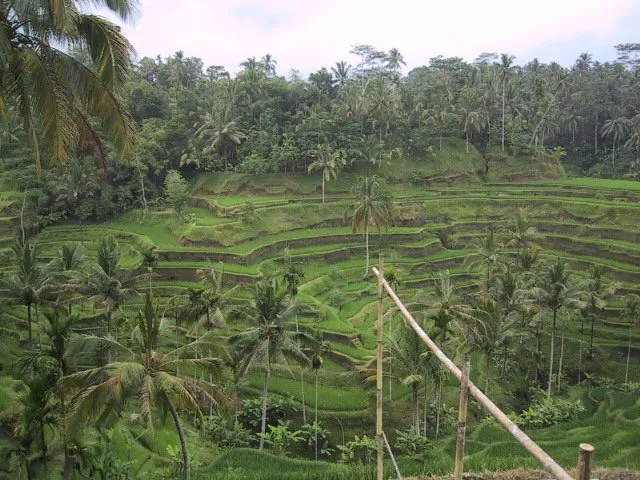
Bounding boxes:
315 369 319 460
260 364 270 450
25 459 32 480
321 174 325 204
590 313 596 350
363 223 370 279
625 324 633 384
412 384 419 434
547 309 557 399
501 82 506 151
167 398 190 480
435 373 442 438
558 314 565 393
27 303 32 341
466 131 469 153
578 341 583 383
485 354 490 394
594 114 599 155
41 421 47 480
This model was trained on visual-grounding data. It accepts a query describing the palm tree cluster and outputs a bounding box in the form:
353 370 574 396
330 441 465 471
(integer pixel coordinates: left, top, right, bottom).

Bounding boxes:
377 208 632 441
0 236 329 478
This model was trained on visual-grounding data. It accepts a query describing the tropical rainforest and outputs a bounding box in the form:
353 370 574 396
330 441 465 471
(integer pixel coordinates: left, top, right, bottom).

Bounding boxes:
1 1 640 479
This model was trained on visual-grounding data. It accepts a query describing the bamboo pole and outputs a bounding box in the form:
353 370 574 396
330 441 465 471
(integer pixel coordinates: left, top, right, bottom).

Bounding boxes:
455 356 471 480
576 444 594 480
376 255 385 480
372 267 573 480
382 430 403 480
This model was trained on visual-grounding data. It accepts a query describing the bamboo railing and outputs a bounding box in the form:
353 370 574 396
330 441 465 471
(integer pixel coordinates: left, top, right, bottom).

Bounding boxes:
372 263 594 480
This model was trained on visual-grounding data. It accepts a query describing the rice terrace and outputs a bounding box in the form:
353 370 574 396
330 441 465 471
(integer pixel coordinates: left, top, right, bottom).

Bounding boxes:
1 1 640 479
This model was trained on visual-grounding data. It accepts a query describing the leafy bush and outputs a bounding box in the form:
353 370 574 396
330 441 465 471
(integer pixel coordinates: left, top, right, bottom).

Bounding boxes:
300 421 333 457
240 396 298 432
257 420 303 456
337 435 376 464
393 428 432 455
204 413 253 448
516 397 585 428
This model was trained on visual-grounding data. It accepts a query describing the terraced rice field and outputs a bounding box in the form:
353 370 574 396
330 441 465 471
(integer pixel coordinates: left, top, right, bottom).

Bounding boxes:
1 179 629 420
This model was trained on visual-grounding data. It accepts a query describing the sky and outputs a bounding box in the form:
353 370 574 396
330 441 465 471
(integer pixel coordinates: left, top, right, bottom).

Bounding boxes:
99 0 640 75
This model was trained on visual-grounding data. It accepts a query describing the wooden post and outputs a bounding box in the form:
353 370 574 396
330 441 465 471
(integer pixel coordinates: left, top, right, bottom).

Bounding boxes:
376 254 384 480
455 356 471 480
576 443 594 480
372 267 574 480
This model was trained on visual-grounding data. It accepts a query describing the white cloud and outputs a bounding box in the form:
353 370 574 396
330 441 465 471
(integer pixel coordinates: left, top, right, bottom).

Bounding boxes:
100 0 637 74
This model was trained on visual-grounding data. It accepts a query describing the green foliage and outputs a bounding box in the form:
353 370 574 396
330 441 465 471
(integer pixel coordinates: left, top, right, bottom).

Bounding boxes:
257 420 304 456
514 396 585 429
337 435 376 464
164 170 190 217
393 428 432 455
204 413 252 448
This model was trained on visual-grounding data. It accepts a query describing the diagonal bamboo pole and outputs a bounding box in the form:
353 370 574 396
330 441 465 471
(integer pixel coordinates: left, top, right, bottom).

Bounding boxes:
372 267 573 480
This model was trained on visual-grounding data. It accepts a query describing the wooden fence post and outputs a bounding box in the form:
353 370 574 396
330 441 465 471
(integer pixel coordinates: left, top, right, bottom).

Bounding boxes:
376 254 385 480
455 356 471 480
576 443 594 480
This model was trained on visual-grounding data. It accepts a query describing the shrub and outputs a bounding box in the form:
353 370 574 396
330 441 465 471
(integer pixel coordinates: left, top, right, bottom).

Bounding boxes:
204 413 252 448
516 397 585 428
337 435 376 464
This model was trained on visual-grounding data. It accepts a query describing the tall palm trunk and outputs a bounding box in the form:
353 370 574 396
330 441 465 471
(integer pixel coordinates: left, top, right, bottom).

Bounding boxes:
626 324 633 384
363 223 370 279
315 369 319 460
485 354 490 394
41 421 47 480
321 174 325 204
466 130 470 154
296 316 306 424
167 398 190 480
259 363 271 450
589 312 596 350
435 373 442 438
27 303 33 341
412 384 419 434
501 82 506 151
558 315 565 392
547 308 557 399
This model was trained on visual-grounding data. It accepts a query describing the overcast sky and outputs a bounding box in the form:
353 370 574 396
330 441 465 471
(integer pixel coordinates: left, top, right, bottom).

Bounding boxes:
100 0 639 75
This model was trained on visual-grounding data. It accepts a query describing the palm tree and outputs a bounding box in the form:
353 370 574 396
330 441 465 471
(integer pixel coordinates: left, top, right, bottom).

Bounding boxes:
344 175 393 278
187 263 237 335
10 376 57 480
65 293 227 480
464 230 504 291
459 107 481 153
50 243 86 312
309 327 329 460
601 116 629 165
261 54 277 77
283 260 307 422
386 48 406 74
229 280 310 450
384 323 431 433
498 54 516 151
1 0 137 172
471 295 524 392
331 61 351 87
2 242 53 341
623 294 640 383
184 105 247 171
529 258 584 398
581 265 617 351
506 209 542 260
307 144 346 203
79 237 139 336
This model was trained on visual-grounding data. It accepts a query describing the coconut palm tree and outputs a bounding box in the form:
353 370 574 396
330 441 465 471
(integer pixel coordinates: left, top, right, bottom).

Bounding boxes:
498 54 516 151
187 263 238 335
229 280 310 450
459 107 481 153
309 327 329 460
386 48 406 73
260 54 277 77
1 242 54 341
183 105 247 171
307 144 346 203
581 265 617 351
0 0 137 172
529 258 584 398
601 116 629 165
384 322 431 433
464 230 504 291
50 243 86 312
331 61 351 87
623 294 640 383
78 237 139 336
344 175 393 278
65 293 227 480
506 209 542 260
